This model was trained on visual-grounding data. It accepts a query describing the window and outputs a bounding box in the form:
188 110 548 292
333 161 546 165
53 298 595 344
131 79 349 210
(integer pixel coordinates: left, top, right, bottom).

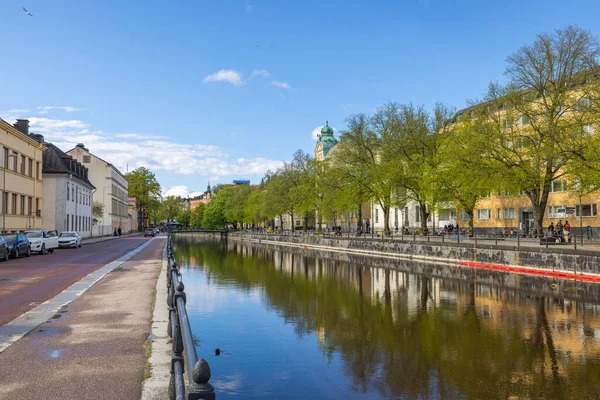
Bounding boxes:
459 210 470 220
2 192 6 214
502 118 514 129
504 208 516 220
28 158 33 177
10 154 17 172
36 198 40 216
477 209 491 220
11 194 16 214
36 162 40 180
20 196 24 215
394 208 398 227
576 204 597 218
19 155 25 174
72 185 75 202
375 208 379 224
550 180 567 193
574 97 592 111
519 114 530 126
1 147 7 169
415 206 420 223
66 214 69 230
496 208 501 219
83 155 91 163
548 205 568 219
27 197 32 215
67 183 70 201
584 124 594 136
404 207 409 225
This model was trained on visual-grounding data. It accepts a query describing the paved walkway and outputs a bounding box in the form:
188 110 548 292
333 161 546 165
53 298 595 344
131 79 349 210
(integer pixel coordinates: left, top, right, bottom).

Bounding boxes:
82 232 144 245
0 236 165 400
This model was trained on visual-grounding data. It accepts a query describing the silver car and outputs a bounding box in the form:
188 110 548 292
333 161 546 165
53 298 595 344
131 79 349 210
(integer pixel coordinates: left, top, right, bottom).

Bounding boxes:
58 231 82 248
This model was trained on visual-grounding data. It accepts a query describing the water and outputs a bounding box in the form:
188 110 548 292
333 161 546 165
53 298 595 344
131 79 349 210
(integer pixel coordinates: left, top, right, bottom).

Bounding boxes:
173 236 600 399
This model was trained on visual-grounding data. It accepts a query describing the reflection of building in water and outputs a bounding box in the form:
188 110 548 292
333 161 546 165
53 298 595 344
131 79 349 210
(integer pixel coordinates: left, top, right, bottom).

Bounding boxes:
316 327 336 363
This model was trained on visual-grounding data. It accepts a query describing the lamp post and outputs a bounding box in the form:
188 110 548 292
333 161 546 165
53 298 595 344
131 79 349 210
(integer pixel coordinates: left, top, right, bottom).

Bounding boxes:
3 153 17 234
102 184 111 236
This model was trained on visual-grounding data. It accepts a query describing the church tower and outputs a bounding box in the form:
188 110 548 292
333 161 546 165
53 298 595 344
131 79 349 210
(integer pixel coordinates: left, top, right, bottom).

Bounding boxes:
314 121 338 161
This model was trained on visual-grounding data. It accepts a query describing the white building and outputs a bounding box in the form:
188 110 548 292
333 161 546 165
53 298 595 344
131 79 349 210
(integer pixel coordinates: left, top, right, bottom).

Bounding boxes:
39 141 94 238
371 199 458 234
67 144 129 236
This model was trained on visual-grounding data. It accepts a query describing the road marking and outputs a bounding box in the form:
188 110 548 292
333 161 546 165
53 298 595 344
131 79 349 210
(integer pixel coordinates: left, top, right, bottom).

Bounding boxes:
0 238 156 355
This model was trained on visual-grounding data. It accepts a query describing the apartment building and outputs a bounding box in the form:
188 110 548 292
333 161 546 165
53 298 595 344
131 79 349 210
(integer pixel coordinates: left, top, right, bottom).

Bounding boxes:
67 144 129 236
38 140 94 238
0 119 45 233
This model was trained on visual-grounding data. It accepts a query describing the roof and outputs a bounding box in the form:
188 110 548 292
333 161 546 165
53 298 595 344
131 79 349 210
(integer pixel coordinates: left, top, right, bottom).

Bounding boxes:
0 118 47 150
42 142 95 189
66 145 127 180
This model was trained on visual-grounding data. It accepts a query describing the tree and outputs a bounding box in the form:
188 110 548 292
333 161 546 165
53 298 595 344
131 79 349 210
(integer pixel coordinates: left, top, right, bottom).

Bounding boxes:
177 209 191 227
202 188 232 229
161 196 184 222
473 26 600 236
190 203 206 227
125 167 161 229
92 200 104 221
223 185 253 228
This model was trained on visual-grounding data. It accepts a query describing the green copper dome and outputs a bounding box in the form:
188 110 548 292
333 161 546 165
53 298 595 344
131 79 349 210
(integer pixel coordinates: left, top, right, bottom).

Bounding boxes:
317 120 338 158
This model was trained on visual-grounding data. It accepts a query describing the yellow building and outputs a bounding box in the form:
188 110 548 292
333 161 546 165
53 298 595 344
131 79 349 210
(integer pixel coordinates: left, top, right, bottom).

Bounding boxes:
0 119 46 233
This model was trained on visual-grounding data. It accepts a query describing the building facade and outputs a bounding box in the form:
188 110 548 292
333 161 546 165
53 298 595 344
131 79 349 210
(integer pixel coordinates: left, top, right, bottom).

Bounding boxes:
0 119 45 233
67 144 129 236
38 141 94 238
128 197 138 232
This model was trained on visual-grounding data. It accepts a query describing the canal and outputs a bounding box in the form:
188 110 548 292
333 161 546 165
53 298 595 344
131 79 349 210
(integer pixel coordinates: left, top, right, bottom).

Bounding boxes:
173 235 600 399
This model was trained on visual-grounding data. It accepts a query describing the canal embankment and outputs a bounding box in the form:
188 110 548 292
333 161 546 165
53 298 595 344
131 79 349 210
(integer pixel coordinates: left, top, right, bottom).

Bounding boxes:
221 232 600 281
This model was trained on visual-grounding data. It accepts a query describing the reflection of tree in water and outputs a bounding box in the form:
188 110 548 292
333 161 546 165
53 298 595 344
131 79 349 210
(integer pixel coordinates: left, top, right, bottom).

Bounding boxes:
174 237 600 399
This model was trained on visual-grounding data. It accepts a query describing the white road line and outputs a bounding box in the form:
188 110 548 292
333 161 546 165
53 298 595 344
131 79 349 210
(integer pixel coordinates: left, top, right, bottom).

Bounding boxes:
0 238 156 355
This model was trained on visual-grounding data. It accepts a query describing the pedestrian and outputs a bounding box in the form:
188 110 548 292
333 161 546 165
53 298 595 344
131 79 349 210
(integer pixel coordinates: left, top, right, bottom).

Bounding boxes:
564 220 571 233
118 226 122 237
556 220 564 241
113 228 117 237
587 225 593 239
548 222 555 236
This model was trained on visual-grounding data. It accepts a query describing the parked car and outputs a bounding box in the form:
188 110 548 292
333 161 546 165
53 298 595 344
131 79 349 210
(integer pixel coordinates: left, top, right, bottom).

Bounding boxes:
24 230 59 254
144 228 155 237
2 233 31 258
58 231 82 248
0 236 9 261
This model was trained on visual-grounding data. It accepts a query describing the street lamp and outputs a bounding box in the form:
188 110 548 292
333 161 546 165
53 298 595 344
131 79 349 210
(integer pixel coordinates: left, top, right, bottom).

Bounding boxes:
102 184 111 235
3 153 17 234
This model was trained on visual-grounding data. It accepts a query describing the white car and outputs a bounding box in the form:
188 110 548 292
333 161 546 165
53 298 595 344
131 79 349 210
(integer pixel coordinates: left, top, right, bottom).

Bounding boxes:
24 230 59 254
58 231 82 248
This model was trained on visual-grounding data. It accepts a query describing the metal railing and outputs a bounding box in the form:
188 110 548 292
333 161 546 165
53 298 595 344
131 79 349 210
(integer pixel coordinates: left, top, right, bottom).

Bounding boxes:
167 235 215 400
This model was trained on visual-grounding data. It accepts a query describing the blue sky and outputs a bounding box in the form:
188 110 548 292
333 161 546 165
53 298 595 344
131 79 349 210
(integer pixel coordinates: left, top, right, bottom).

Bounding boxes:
1 0 599 197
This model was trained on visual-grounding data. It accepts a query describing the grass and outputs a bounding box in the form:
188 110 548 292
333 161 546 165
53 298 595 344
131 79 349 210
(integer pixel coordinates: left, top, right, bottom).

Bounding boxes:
144 338 153 379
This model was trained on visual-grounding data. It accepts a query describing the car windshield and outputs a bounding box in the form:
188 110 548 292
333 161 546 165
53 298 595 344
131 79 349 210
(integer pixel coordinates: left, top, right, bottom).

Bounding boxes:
60 233 76 238
25 232 42 238
2 234 17 242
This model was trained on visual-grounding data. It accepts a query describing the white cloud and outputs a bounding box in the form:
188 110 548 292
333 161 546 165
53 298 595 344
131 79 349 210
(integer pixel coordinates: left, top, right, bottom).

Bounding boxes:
203 69 244 86
251 69 271 78
6 109 30 114
271 81 291 89
164 186 192 198
28 117 88 132
37 106 81 113
311 126 324 140
246 4 255 13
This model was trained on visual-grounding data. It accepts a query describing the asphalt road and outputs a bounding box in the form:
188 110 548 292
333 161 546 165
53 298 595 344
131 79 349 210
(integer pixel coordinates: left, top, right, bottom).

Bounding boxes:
0 235 151 326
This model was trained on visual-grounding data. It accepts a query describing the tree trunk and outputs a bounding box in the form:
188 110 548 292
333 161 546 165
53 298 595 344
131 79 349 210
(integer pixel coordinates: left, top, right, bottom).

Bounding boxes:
383 206 391 236
468 212 474 236
419 202 430 235
356 204 363 231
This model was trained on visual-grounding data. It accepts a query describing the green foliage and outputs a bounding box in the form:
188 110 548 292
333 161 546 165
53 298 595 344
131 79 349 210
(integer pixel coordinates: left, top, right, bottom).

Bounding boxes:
92 200 104 220
177 209 191 227
202 188 232 229
160 196 184 222
190 202 206 227
125 167 161 226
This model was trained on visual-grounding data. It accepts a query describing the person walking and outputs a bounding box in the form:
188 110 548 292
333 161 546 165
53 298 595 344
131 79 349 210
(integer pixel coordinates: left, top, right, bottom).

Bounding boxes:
113 228 117 237
556 220 564 241
587 225 593 240
548 222 555 236
117 226 122 237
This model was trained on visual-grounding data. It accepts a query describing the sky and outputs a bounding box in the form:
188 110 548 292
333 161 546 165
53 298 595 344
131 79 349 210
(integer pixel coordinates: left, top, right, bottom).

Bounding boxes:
1 0 599 198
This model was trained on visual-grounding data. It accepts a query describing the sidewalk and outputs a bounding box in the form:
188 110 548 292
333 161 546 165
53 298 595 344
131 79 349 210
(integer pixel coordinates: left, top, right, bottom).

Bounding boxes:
82 231 144 245
0 236 166 400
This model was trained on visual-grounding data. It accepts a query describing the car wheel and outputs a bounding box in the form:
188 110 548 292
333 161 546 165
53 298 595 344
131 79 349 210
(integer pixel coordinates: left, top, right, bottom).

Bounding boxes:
41 244 46 255
14 248 19 259
26 246 31 257
49 248 54 254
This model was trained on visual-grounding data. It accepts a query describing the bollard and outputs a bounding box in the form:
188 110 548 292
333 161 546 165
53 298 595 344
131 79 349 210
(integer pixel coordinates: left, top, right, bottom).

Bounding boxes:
187 359 215 400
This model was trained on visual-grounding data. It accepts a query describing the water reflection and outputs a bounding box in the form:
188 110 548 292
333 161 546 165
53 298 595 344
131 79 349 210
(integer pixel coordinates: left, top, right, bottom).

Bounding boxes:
174 236 600 399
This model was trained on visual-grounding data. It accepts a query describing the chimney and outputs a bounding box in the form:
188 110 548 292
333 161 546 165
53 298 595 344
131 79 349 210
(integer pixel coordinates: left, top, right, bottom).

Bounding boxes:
75 143 88 152
13 119 29 135
30 133 44 143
